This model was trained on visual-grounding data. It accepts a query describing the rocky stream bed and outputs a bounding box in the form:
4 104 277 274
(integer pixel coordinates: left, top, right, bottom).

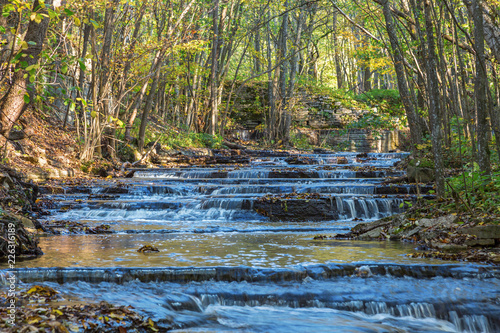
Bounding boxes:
1 150 499 332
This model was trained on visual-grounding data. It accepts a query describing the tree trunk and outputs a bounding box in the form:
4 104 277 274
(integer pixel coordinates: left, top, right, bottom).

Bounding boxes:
277 0 289 142
462 0 500 64
423 0 445 197
138 63 162 152
254 21 261 74
209 0 220 135
266 15 276 141
380 0 422 147
0 0 52 138
472 0 491 175
332 10 343 89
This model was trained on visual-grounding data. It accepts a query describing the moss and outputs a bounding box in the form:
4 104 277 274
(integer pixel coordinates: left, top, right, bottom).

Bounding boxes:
409 158 434 169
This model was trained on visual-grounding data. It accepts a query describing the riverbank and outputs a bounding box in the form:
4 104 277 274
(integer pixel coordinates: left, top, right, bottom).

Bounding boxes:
334 205 500 265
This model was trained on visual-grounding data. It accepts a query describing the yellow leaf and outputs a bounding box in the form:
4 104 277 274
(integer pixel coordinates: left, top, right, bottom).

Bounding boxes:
27 316 41 324
74 17 81 26
148 318 158 331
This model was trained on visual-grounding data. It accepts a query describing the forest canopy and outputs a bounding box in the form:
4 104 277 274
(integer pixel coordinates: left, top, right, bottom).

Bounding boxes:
0 0 499 200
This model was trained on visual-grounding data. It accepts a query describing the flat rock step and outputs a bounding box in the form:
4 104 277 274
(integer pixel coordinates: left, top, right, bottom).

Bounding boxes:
40 184 433 197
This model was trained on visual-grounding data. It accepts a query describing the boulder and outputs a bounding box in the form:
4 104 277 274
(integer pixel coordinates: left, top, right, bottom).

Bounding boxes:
430 241 467 253
358 226 384 240
285 156 315 165
465 239 496 247
254 198 339 222
458 225 500 239
418 215 458 229
407 166 435 183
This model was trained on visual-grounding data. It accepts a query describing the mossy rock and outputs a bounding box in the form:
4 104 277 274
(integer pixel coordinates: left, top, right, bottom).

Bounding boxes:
408 166 435 183
409 158 434 168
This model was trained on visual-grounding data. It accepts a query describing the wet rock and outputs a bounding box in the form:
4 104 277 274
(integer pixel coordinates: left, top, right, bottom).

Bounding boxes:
152 153 249 166
205 171 228 178
254 198 339 222
245 150 290 157
313 148 333 154
39 185 66 194
101 187 129 194
337 157 349 164
285 156 315 165
355 171 382 178
268 170 319 178
354 266 373 277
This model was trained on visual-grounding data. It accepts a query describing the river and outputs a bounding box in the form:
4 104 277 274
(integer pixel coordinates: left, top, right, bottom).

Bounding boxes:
2 152 499 332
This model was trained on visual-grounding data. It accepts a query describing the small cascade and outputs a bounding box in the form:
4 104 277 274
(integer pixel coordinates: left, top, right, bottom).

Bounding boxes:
7 264 500 284
4 151 498 332
335 197 403 220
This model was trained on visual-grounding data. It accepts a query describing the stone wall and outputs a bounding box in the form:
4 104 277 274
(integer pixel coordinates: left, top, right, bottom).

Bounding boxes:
321 129 400 153
228 87 403 152
293 128 401 153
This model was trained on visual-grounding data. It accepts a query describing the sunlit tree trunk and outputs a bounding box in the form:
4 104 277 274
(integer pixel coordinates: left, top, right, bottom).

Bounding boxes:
209 0 220 135
0 0 52 139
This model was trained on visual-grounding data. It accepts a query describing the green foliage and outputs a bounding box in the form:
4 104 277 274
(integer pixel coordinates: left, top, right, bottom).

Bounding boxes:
195 133 225 149
409 157 434 169
80 161 92 173
127 120 226 150
117 143 136 162
354 89 403 116
446 166 500 214
80 160 111 176
290 131 313 150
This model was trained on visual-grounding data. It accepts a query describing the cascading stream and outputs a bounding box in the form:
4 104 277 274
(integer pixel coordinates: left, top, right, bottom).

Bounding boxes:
2 152 499 332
